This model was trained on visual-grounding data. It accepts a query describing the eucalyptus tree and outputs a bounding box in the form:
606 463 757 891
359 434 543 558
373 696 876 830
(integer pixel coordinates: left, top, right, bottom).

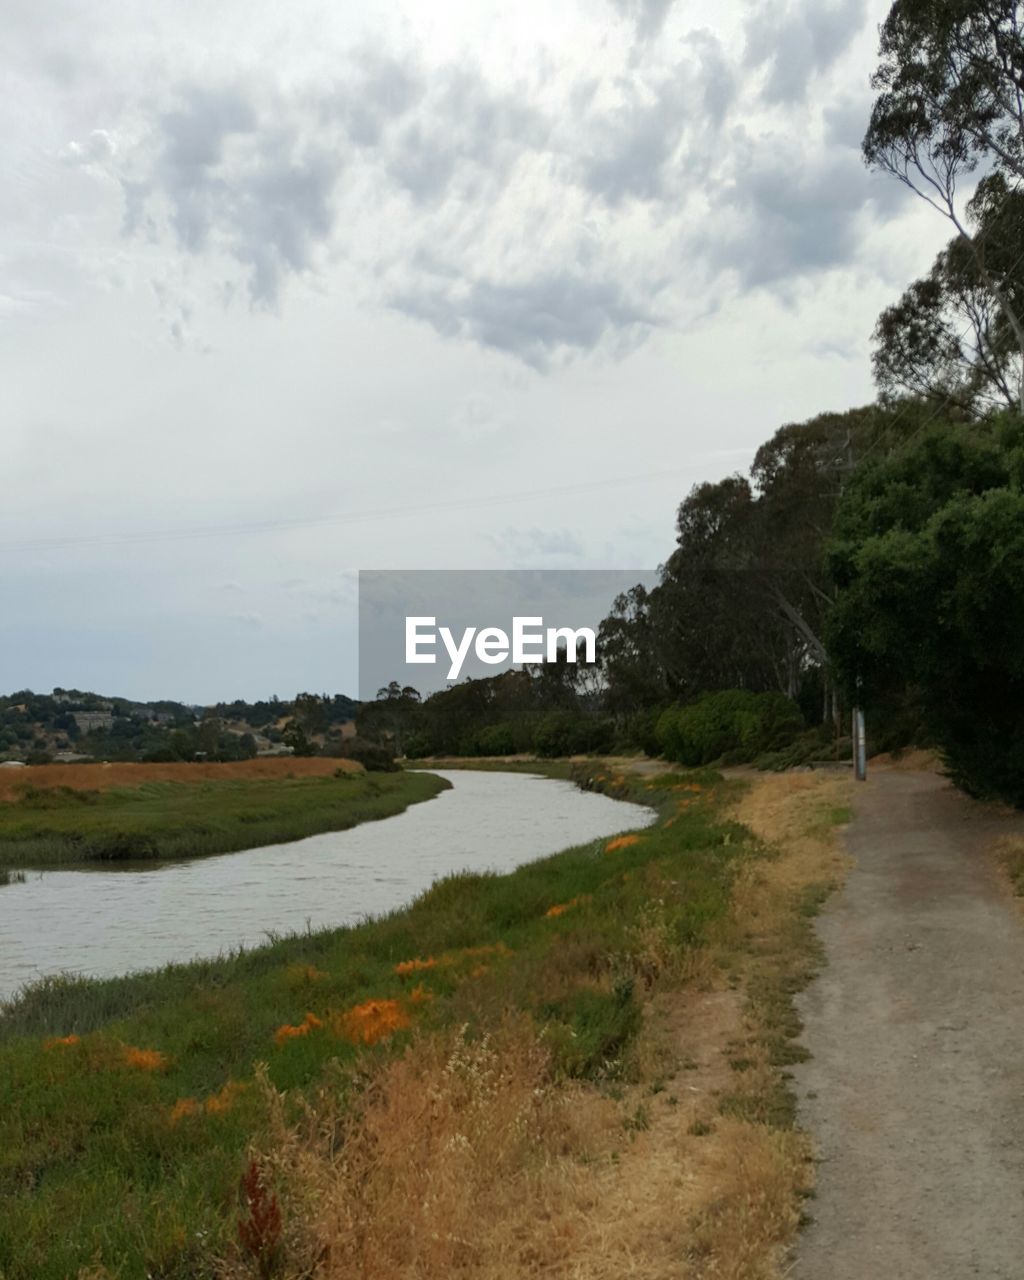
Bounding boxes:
864 0 1024 408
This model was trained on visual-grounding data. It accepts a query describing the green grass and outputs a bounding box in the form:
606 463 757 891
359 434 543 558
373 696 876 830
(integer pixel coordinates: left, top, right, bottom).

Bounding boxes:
405 757 576 778
0 771 450 867
0 767 752 1278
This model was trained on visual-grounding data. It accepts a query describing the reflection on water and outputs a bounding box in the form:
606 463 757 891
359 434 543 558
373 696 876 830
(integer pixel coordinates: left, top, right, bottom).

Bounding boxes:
0 770 654 1000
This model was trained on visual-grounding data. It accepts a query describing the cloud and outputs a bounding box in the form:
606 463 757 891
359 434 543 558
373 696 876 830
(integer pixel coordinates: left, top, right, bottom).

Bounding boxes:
383 68 546 205
689 30 737 129
579 75 690 204
824 96 872 150
745 0 868 104
327 49 424 149
608 0 675 43
488 527 587 559
391 269 657 369
88 9 898 365
121 83 343 306
63 128 115 166
696 139 908 291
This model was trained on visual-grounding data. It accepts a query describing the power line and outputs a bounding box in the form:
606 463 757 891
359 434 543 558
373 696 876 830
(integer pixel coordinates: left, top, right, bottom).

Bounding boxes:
0 466 700 555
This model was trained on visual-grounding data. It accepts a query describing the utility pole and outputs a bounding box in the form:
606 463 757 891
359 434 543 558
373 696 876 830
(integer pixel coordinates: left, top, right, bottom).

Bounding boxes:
853 677 866 781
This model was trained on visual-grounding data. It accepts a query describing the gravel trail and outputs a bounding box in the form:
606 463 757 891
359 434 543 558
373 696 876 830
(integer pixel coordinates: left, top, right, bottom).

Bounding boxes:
792 770 1024 1280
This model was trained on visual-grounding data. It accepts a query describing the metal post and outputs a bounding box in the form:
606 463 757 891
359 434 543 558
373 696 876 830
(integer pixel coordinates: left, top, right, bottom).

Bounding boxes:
853 706 867 781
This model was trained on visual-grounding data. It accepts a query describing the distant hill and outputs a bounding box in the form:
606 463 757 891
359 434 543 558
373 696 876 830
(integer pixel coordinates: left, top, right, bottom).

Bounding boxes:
0 688 359 764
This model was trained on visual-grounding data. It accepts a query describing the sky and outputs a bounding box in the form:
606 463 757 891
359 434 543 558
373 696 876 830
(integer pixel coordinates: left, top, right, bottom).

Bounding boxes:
1 0 952 703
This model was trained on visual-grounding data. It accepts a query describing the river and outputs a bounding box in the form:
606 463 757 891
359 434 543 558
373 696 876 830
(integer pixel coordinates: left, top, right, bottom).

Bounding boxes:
0 769 654 1001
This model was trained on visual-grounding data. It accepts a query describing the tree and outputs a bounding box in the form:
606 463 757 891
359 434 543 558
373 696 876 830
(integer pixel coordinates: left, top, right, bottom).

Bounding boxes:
599 408 886 718
357 683 423 756
873 179 1024 412
864 1 1024 408
827 413 1024 804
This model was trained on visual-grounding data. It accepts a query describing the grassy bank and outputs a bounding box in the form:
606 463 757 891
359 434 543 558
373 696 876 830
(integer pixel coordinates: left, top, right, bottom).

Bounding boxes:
0 766 849 1278
405 756 576 777
0 767 449 866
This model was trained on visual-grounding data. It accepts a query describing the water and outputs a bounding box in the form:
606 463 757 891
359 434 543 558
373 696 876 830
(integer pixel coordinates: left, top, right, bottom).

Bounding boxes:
0 770 654 1001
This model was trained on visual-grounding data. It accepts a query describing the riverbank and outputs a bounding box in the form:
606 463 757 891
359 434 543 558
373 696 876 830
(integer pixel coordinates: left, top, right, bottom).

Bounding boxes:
0 766 849 1278
0 765 448 866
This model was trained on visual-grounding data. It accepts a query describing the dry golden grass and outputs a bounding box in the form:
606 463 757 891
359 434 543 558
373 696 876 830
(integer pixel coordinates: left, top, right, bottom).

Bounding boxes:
867 748 942 773
219 771 851 1280
993 834 1024 898
0 756 360 801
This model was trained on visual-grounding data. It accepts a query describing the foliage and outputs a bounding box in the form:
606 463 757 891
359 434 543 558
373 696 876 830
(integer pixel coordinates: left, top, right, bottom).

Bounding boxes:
827 413 1024 803
864 0 1024 412
873 179 1024 414
0 769 447 866
336 737 401 772
657 691 805 767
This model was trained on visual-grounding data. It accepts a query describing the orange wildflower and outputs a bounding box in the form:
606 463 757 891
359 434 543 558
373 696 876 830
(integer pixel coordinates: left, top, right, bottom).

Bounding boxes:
274 1012 323 1046
169 1080 247 1124
545 894 591 918
408 984 434 1005
122 1046 169 1072
395 944 511 978
663 817 677 828
336 999 410 1046
394 957 438 976
605 834 642 854
44 1034 80 1050
169 1098 199 1125
204 1080 247 1115
460 943 512 960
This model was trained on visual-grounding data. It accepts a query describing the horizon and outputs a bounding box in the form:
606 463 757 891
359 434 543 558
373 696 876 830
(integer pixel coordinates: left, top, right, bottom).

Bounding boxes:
3 0 947 702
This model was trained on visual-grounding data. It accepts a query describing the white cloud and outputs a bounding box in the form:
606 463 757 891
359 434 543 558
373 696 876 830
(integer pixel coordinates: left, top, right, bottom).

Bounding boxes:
0 0 951 699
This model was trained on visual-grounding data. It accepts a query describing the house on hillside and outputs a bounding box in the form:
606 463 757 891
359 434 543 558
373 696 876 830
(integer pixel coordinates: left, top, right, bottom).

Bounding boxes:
73 711 114 733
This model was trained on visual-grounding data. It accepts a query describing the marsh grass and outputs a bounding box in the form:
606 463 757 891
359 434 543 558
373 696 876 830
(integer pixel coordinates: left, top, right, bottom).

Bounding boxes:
0 767 749 1277
0 766 849 1280
0 770 448 866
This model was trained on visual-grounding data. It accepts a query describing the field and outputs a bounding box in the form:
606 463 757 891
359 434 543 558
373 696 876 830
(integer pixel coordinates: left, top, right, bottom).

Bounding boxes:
0 761 448 866
0 766 851 1279
0 756 360 800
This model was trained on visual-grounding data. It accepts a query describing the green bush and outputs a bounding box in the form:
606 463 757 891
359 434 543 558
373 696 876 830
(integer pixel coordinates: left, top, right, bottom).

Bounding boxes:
533 713 615 758
828 414 1024 805
477 724 518 756
402 732 436 759
656 690 805 766
337 738 399 772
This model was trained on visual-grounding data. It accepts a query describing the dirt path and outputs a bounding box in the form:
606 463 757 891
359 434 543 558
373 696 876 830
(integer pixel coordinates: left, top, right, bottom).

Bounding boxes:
792 770 1024 1279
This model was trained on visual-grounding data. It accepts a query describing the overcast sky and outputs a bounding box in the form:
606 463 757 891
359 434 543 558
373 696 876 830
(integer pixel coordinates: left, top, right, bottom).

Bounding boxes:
2 0 949 703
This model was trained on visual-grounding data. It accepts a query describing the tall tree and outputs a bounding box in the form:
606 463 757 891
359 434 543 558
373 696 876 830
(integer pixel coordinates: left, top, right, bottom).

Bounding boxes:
864 0 1024 408
873 179 1024 411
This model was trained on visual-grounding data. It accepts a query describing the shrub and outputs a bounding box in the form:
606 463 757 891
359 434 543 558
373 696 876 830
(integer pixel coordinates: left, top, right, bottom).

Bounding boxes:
657 691 805 766
337 738 399 772
403 732 436 759
477 724 517 757
533 712 577 758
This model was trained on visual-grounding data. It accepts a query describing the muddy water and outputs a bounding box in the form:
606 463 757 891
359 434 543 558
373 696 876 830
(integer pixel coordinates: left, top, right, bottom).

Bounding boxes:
0 770 653 1000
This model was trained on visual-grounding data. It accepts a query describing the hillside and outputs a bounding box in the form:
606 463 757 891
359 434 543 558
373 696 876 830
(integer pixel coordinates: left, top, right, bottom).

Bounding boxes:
0 688 358 765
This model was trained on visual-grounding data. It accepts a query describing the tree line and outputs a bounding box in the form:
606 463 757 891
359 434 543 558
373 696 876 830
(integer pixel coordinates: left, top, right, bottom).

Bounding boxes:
359 2 1024 804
